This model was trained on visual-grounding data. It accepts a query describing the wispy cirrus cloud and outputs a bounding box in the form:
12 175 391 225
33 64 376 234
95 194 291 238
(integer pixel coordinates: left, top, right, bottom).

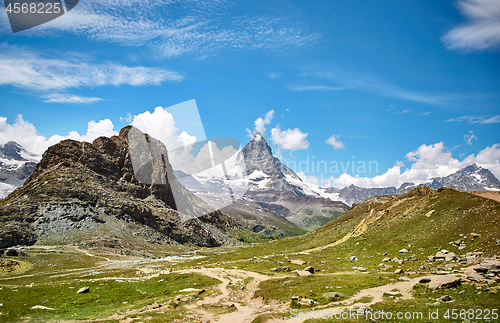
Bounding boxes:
442 0 500 51
288 85 349 92
42 93 103 104
285 70 492 107
267 72 281 80
0 44 182 102
0 0 320 58
393 108 411 115
446 115 500 124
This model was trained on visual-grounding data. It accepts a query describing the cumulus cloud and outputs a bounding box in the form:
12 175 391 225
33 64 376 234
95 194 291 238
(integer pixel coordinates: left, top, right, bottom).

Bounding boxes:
442 0 500 51
0 105 198 158
130 106 197 151
247 110 275 138
270 125 309 151
321 142 500 188
0 115 118 155
325 134 345 149
255 110 275 134
464 130 478 145
297 171 320 185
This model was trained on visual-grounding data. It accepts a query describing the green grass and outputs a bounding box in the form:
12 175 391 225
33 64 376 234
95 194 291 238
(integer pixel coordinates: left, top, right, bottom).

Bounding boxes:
303 283 500 323
181 188 500 274
255 273 395 307
1 188 499 322
0 272 220 322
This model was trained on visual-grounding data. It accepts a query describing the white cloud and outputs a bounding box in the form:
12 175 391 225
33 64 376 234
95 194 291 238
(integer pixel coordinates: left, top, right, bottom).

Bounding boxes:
248 110 275 138
1 1 319 58
297 171 320 185
0 115 118 155
394 108 411 115
253 110 275 135
270 125 309 151
446 115 500 124
464 143 500 177
322 142 500 188
442 0 500 51
42 93 103 104
289 85 349 92
0 45 182 91
120 113 133 124
0 44 182 101
325 134 345 149
464 130 478 145
130 106 197 152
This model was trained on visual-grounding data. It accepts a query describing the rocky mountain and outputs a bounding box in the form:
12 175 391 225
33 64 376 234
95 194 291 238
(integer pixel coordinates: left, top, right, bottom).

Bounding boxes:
323 164 500 206
425 164 500 191
179 133 349 231
0 126 241 250
337 185 397 207
0 142 39 199
233 133 349 230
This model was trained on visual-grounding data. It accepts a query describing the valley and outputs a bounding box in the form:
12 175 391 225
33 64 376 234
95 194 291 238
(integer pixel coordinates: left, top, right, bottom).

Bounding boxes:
1 186 499 322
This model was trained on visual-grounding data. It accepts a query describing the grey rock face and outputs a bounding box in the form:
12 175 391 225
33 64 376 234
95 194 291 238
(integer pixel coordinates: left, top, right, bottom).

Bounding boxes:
427 164 500 191
338 185 396 206
235 133 349 230
0 127 239 248
468 272 485 282
428 275 461 290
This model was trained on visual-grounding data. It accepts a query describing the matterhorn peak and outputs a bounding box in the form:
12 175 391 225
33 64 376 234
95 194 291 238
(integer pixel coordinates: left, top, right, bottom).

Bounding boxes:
252 131 266 142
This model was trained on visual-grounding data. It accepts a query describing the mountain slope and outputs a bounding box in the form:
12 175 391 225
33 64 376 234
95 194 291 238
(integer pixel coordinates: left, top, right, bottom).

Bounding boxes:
426 163 500 191
236 133 349 230
0 126 240 250
0 141 39 199
325 164 500 206
223 186 500 272
337 185 396 206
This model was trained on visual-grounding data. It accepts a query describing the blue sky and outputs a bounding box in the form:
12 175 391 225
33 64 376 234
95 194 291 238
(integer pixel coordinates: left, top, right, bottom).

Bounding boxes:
0 0 499 188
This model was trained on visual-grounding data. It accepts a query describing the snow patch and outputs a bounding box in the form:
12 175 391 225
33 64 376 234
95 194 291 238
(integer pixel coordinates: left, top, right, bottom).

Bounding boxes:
0 182 16 199
248 170 269 180
0 158 27 170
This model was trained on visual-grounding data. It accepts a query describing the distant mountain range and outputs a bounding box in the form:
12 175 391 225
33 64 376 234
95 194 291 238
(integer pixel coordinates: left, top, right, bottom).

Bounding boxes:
1 132 499 240
180 133 349 231
332 164 500 206
0 141 39 199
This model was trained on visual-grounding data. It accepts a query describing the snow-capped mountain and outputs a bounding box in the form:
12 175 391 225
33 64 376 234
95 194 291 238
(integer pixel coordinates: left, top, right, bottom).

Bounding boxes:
426 164 500 191
320 163 500 206
183 133 349 231
0 141 40 199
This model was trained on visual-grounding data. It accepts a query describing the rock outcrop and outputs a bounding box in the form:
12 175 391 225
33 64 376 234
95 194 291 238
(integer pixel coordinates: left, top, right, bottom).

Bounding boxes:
0 126 239 249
